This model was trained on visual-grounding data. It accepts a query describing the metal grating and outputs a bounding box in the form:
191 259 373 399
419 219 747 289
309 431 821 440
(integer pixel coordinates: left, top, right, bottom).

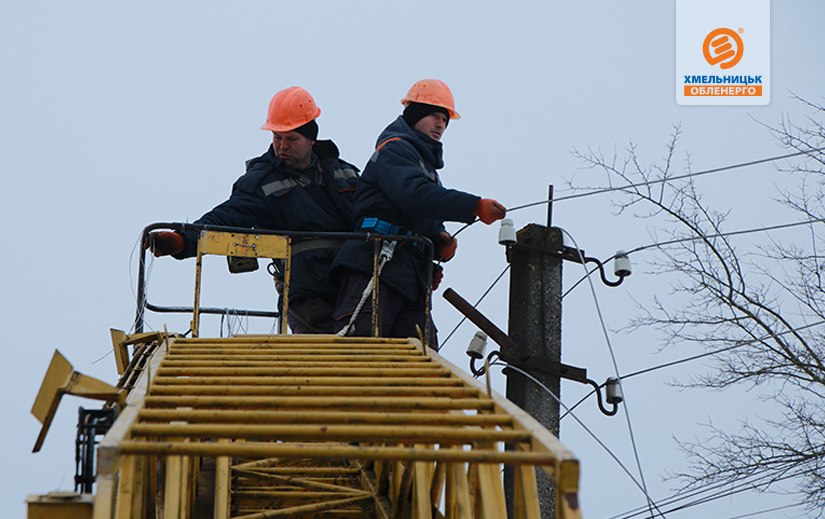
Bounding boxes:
95 335 581 518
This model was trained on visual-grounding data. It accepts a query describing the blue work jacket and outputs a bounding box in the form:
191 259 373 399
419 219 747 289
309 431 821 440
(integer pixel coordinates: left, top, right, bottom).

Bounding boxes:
332 116 478 301
177 140 359 303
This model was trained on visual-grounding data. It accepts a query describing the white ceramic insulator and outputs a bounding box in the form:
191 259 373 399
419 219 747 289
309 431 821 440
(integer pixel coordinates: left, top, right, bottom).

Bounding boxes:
466 331 488 359
499 219 517 246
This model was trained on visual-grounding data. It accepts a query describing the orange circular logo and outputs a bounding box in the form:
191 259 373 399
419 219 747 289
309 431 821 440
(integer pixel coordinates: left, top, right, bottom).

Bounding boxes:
702 28 744 69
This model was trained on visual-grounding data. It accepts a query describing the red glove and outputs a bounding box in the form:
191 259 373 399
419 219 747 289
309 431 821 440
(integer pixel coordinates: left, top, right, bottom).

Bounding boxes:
474 198 507 224
431 263 444 291
146 231 185 257
436 231 457 262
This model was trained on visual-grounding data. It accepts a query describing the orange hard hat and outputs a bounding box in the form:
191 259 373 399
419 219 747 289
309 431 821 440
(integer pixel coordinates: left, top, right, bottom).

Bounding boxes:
401 79 460 120
261 86 321 132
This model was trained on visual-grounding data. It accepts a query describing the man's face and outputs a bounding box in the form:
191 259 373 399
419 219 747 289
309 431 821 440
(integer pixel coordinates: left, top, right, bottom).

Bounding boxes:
272 131 314 169
413 112 448 141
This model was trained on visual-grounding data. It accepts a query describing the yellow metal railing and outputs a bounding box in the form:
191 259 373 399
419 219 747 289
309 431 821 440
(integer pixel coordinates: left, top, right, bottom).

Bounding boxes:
134 223 436 344
192 230 292 336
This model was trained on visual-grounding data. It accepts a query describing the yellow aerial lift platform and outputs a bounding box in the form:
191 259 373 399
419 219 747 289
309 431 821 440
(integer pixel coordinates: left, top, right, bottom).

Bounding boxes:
28 224 582 518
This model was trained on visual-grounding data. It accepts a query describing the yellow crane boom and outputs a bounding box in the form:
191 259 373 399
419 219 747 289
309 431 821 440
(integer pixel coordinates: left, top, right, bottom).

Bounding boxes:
28 226 582 519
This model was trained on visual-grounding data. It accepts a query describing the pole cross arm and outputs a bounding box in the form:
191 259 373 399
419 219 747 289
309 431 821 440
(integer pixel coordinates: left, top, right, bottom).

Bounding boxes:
497 351 588 384
443 288 520 359
510 226 628 287
442 288 588 383
511 241 586 264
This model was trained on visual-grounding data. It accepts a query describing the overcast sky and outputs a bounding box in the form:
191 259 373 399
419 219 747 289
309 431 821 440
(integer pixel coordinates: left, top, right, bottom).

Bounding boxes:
3 1 824 517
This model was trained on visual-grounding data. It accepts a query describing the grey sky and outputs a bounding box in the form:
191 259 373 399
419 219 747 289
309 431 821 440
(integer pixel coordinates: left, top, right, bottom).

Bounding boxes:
3 1 824 517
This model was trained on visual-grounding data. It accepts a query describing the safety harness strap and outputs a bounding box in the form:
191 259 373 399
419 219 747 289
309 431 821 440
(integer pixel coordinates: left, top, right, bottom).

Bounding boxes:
337 240 396 336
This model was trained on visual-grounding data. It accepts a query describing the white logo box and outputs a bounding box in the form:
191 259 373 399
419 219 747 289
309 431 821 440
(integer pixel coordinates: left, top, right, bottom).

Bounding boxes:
676 0 770 106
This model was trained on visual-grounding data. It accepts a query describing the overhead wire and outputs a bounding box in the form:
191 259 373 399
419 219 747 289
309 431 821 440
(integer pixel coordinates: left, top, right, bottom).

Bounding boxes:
508 145 825 213
450 146 825 242
559 387 598 421
106 146 823 509
439 264 510 349
610 461 802 519
444 151 825 507
620 318 825 380
549 214 825 516
560 228 659 519
562 217 825 300
625 471 800 518
728 501 807 519
489 361 667 518
627 218 825 256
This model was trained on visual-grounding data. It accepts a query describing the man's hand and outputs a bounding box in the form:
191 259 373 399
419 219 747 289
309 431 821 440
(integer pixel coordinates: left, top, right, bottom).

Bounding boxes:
431 263 444 291
435 231 457 262
474 198 507 224
145 231 184 257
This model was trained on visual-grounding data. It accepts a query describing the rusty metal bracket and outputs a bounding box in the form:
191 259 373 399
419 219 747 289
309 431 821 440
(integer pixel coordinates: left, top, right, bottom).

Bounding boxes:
442 288 619 416
511 242 585 263
442 288 587 383
511 241 627 287
498 352 588 384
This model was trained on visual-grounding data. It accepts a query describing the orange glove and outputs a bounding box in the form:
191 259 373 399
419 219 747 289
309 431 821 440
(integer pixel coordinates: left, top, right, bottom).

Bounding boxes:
146 231 185 257
435 231 457 262
431 263 444 290
474 198 507 224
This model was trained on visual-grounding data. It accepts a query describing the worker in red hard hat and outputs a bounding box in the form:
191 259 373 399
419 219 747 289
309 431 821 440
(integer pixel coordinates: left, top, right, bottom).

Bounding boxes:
147 86 360 334
331 79 506 345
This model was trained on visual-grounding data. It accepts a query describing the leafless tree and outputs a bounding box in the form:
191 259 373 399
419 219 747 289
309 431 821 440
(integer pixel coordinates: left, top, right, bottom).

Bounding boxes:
571 98 825 516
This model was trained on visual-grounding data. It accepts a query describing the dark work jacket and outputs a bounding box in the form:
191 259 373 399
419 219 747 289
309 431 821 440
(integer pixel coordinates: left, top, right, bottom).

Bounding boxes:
176 140 359 303
331 116 479 301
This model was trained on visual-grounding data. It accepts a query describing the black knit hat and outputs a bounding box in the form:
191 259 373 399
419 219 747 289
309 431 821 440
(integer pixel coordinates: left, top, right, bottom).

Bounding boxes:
293 119 319 140
403 102 450 129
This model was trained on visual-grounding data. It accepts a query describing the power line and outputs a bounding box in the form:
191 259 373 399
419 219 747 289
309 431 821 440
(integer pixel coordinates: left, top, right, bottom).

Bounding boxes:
628 218 825 255
646 467 798 518
562 217 825 300
440 264 510 349
455 146 825 252
610 462 801 519
454 146 825 238
489 361 667 518
560 387 598 421
561 321 823 455
561 228 658 519
620 318 825 380
456 149 825 516
728 502 806 519
508 145 825 213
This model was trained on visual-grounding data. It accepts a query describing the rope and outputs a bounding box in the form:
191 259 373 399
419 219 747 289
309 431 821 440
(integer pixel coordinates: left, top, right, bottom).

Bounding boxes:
338 241 396 336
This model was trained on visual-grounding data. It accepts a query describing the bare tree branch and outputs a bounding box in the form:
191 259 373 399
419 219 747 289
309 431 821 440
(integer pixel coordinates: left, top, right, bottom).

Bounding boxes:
571 101 825 514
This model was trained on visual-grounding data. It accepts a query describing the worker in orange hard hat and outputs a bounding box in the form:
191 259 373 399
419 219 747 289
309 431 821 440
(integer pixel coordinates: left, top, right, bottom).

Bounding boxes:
331 79 506 346
146 86 360 334
260 86 321 169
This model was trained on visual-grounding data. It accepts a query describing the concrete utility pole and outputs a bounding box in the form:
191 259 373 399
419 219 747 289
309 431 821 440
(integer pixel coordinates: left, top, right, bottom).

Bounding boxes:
504 223 563 518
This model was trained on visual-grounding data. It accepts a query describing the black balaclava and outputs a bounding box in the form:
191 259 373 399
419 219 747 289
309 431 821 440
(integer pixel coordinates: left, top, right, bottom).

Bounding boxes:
293 119 319 140
403 102 450 129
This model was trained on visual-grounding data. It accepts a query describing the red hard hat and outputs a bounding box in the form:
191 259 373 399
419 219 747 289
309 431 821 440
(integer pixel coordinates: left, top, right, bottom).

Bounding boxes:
261 86 321 132
401 79 461 120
